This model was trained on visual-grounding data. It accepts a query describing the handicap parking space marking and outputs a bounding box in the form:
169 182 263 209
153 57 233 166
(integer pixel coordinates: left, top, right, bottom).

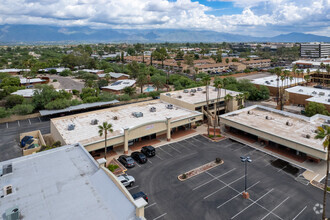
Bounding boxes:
145 202 157 209
158 147 173 157
193 168 236 191
153 213 167 220
230 188 274 219
259 196 290 220
168 144 181 153
292 206 308 220
128 185 139 191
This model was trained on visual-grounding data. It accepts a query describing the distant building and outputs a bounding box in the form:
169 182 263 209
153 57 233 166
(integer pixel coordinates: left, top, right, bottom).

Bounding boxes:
242 59 271 69
101 79 136 94
81 69 104 74
300 43 330 58
0 143 146 220
98 72 130 80
0 69 30 75
20 77 47 88
38 67 69 74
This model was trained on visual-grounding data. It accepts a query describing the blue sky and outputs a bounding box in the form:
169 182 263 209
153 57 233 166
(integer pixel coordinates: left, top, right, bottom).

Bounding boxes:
0 0 329 37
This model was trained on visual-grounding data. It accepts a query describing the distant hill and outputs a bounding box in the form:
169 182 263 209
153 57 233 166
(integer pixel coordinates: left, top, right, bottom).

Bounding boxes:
0 25 329 44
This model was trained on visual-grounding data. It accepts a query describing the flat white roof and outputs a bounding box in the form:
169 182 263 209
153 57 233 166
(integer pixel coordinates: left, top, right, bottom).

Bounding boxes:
220 105 329 153
81 69 104 73
286 86 330 105
252 75 305 87
11 89 35 97
293 60 330 66
0 144 138 220
0 68 30 73
162 86 241 105
102 79 135 91
98 72 130 79
52 100 202 145
20 78 46 84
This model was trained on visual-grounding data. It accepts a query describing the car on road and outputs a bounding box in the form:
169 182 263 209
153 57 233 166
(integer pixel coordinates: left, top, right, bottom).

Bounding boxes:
132 191 148 203
21 136 34 148
131 151 147 164
117 174 135 187
141 146 156 157
118 155 135 168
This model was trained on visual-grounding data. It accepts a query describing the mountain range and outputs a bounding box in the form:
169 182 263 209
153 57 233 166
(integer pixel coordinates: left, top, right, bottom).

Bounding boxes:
0 25 329 44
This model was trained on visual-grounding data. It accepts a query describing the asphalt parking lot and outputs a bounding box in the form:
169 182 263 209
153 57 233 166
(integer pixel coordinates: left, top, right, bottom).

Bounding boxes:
126 135 330 220
0 117 50 162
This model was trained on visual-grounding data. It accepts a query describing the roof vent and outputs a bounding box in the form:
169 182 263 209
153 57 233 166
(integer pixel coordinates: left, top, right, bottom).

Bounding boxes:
166 93 171 96
270 80 274 82
319 92 325 96
3 185 12 196
312 91 317 95
5 206 20 220
2 164 12 176
190 93 195 96
90 119 98 125
197 87 203 91
113 116 118 120
150 107 156 112
298 89 303 92
177 95 182 99
132 112 143 118
265 116 273 120
68 124 75 131
247 110 253 115
305 134 311 139
286 121 293 126
183 89 189 93
166 104 173 109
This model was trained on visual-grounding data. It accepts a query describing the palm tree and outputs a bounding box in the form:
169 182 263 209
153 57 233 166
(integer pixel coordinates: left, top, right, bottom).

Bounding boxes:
315 126 330 220
202 75 211 136
224 94 233 113
292 64 297 85
98 122 113 160
280 74 286 110
274 67 282 105
213 77 223 137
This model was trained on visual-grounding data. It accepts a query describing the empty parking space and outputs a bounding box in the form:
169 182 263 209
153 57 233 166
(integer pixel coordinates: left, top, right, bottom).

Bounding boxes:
125 135 329 220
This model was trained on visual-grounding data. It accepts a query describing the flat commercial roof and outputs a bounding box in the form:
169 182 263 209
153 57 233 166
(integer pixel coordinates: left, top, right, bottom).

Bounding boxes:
11 89 35 97
220 105 328 153
102 79 136 91
162 86 241 105
0 144 138 220
20 78 45 84
51 100 202 145
252 75 305 87
0 68 30 73
286 86 330 105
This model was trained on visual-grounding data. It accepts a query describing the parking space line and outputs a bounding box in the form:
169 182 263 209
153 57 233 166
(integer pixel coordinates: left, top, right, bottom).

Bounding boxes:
254 153 268 161
6 122 8 129
155 154 164 160
17 120 20 127
204 174 245 199
233 145 246 151
182 139 199 148
135 162 141 167
260 196 290 220
158 147 173 157
148 159 153 164
277 165 287 173
174 142 191 151
231 188 274 219
292 206 307 220
145 202 157 209
168 144 181 153
38 117 41 122
217 181 260 209
28 119 31 125
193 168 236 191
153 213 167 220
128 185 139 191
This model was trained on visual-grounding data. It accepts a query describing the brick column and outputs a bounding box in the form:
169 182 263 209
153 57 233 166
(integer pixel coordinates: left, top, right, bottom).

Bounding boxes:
124 127 129 154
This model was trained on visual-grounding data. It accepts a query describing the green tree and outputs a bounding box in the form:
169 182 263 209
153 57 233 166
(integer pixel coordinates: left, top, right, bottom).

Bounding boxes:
124 86 136 96
97 79 108 88
136 73 148 93
315 126 330 220
11 104 34 115
0 107 11 118
59 69 72 77
151 74 166 91
98 122 113 160
32 85 59 110
225 58 229 64
5 95 24 108
305 102 329 117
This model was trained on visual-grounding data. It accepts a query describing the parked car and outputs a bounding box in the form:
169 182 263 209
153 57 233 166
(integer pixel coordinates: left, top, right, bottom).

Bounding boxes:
117 174 135 187
132 191 148 203
118 155 135 168
141 146 156 157
131 152 147 164
21 136 33 148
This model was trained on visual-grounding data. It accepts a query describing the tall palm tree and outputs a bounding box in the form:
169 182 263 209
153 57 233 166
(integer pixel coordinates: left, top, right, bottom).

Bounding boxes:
274 67 282 105
315 126 330 220
213 77 223 137
292 64 297 86
280 74 286 110
224 94 233 113
202 75 211 136
98 122 113 160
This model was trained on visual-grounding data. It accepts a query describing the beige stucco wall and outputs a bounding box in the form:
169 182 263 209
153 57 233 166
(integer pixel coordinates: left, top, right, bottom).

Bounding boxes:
221 117 327 160
50 120 66 145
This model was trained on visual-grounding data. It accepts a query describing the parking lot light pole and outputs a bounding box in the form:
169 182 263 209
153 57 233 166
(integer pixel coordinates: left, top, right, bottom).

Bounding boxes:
240 156 252 199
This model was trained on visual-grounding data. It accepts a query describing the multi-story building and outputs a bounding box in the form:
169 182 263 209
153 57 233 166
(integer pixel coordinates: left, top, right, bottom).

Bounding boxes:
242 59 271 69
300 43 330 58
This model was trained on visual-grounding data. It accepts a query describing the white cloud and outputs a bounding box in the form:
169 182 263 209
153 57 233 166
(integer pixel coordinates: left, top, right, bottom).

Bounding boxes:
0 0 328 36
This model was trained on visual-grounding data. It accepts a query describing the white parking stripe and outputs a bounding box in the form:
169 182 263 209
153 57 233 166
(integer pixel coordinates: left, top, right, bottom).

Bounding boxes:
145 202 156 209
231 189 274 219
193 168 236 190
128 185 139 191
174 142 190 151
292 206 307 220
17 120 20 127
277 165 287 173
158 147 173 156
38 117 41 122
168 144 181 153
260 196 290 220
135 162 141 167
155 154 164 160
153 213 167 220
148 159 153 164
204 175 245 199
233 145 246 151
217 181 260 209
28 119 31 125
6 122 8 128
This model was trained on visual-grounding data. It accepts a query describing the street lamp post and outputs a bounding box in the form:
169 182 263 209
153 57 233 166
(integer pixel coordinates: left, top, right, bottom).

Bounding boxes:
240 156 252 199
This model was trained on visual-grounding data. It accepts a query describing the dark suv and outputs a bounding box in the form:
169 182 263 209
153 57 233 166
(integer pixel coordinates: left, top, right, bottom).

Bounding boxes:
141 146 156 157
118 155 135 168
131 152 147 164
132 191 148 203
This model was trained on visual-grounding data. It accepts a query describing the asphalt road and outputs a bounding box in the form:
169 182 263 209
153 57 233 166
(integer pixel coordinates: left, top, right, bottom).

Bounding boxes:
0 117 50 162
48 75 85 91
126 135 330 220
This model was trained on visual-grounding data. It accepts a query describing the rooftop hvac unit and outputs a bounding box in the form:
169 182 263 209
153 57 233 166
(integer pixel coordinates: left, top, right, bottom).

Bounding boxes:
113 116 118 120
270 80 274 82
325 119 330 124
190 93 195 96
3 185 12 196
90 119 98 125
312 91 317 95
2 164 12 176
298 89 303 92
166 93 171 96
166 104 173 109
190 89 197 93
286 121 293 126
328 99 330 103
247 111 253 115
5 206 20 220
150 107 156 112
177 95 182 99
328 94 330 97
132 112 143 118
304 134 311 139
197 87 203 91
68 124 75 131
319 92 325 96
183 89 189 93
265 116 272 120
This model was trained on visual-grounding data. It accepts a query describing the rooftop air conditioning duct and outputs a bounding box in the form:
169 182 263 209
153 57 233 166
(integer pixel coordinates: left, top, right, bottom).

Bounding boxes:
132 112 143 118
166 104 173 109
2 164 12 175
183 89 189 93
68 124 75 131
113 116 118 120
197 88 203 91
190 89 196 93
90 119 98 125
319 92 325 96
5 206 20 220
150 107 156 112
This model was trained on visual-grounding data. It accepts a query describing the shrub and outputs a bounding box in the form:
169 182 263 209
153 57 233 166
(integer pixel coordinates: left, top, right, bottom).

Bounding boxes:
209 134 214 138
215 158 222 164
83 96 100 103
11 104 35 115
0 107 11 118
38 145 53 152
52 141 62 148
59 69 72 77
118 94 131 101
70 99 82 106
45 98 71 110
99 92 117 102
327 186 330 192
53 79 58 82
216 134 222 137
108 164 119 172
72 89 80 96
148 91 161 98
181 173 187 179
5 94 24 108
137 93 148 98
